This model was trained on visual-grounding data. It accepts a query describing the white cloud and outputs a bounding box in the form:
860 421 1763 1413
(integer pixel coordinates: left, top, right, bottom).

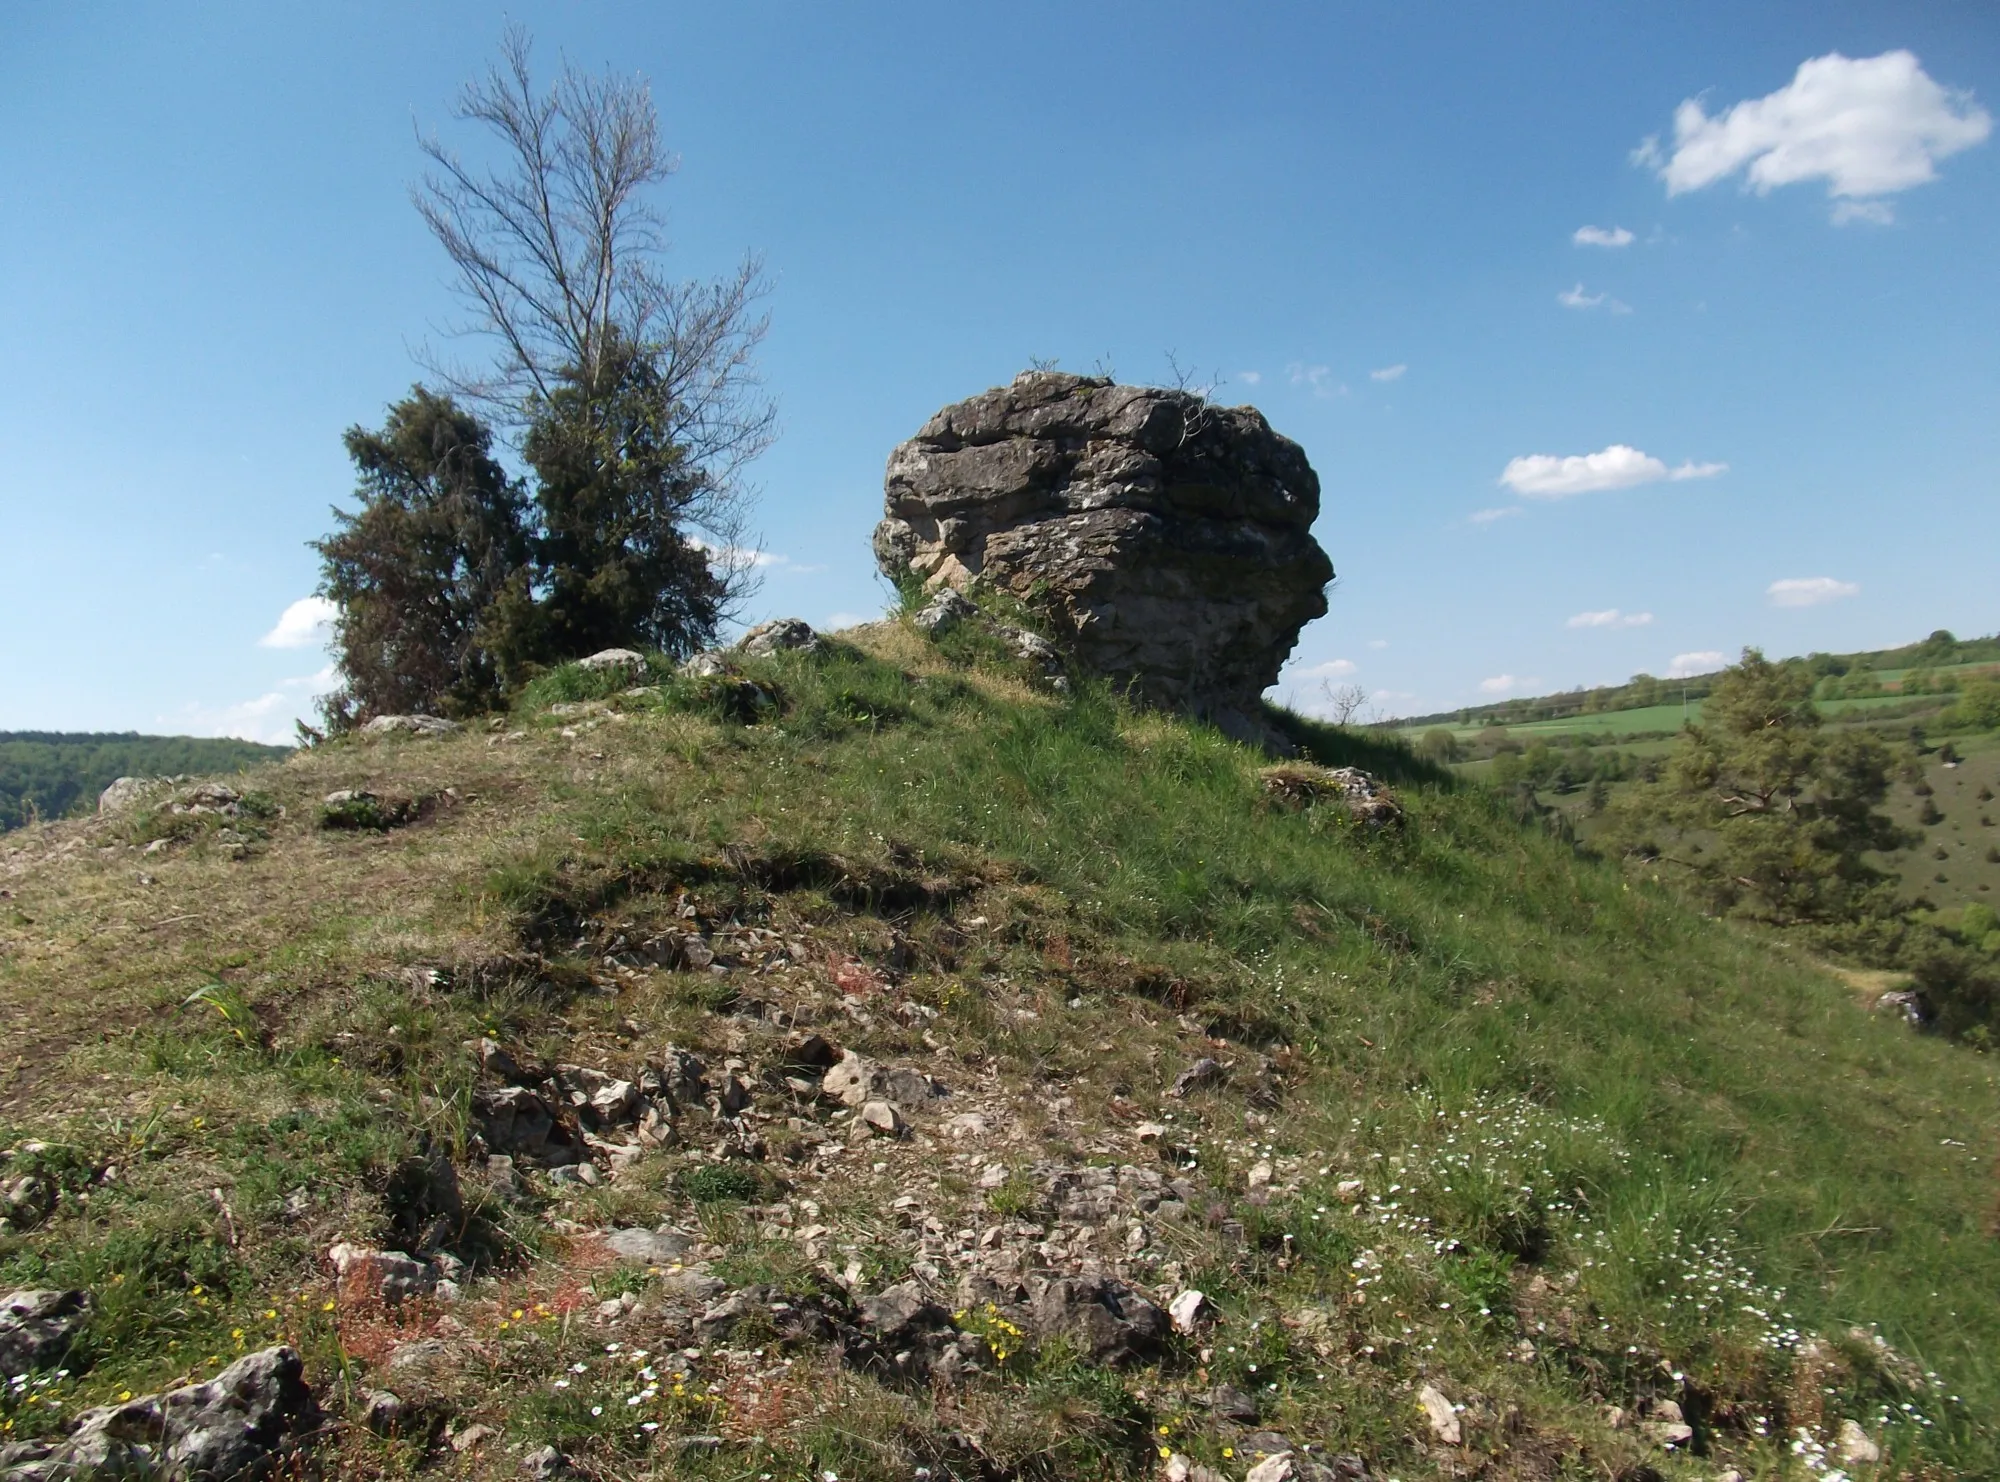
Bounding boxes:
1767 576 1860 608
1558 282 1631 313
1647 50 1991 213
691 537 792 570
259 595 337 649
1238 370 1262 386
1290 658 1358 679
824 611 869 629
1667 651 1726 678
1499 444 1726 499
1286 362 1347 399
1479 674 1520 694
169 667 338 746
1469 505 1523 525
1573 224 1635 247
1370 363 1407 382
1567 608 1655 629
1367 638 1389 650
1831 199 1896 226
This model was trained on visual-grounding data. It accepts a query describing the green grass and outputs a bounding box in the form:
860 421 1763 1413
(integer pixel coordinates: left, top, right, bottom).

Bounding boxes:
2 622 1997 1477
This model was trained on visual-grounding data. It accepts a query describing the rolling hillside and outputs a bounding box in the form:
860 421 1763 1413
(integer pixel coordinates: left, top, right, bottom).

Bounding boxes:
1 621 1995 1479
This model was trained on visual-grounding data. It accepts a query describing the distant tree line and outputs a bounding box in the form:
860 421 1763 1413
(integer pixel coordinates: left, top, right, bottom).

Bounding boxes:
0 733 287 833
312 30 772 734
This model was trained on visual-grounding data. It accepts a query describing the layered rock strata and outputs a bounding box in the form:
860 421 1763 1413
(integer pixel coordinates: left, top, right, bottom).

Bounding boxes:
875 370 1333 744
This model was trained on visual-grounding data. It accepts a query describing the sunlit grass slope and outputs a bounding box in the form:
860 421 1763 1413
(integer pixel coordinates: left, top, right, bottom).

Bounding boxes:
1 621 1995 1479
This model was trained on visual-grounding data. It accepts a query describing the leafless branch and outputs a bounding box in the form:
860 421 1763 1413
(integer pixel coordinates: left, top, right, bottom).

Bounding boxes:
1163 351 1225 446
411 26 775 553
1319 681 1377 727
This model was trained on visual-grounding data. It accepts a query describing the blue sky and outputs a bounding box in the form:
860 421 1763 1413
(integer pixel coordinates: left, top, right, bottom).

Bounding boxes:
3 3 1995 740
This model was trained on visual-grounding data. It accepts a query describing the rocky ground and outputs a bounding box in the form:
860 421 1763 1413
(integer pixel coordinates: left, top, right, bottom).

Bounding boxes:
0 618 1986 1479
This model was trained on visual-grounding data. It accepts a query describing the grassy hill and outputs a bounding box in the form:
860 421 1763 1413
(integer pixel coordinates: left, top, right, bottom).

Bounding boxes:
2 623 1996 1479
0 732 291 833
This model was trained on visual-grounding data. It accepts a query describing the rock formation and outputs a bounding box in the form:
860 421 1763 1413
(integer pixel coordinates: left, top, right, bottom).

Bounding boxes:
874 370 1333 744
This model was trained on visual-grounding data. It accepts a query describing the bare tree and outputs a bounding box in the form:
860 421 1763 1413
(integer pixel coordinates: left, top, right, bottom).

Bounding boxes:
1319 681 1377 727
413 27 775 563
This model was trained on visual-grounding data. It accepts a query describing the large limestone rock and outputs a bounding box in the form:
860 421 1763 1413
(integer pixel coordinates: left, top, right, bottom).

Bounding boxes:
875 370 1333 743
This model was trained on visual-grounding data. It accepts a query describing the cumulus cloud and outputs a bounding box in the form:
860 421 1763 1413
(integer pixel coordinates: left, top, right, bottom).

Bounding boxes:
1567 609 1655 629
259 595 337 649
1469 505 1523 525
1831 199 1897 226
824 611 870 629
1480 675 1520 694
1237 370 1262 386
1291 658 1358 679
1667 651 1726 678
1368 639 1390 650
1573 224 1635 247
1644 50 1991 214
1499 444 1726 499
1767 576 1860 608
1558 282 1630 313
1370 363 1407 382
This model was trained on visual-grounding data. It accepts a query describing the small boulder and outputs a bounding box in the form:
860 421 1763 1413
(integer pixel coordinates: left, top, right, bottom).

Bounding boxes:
679 651 732 679
360 1388 405 1436
1208 1383 1259 1423
578 648 647 677
642 1047 709 1110
473 1085 579 1163
860 1100 908 1137
913 587 978 637
1260 764 1402 829
881 1066 940 1110
16 1346 317 1481
735 618 821 656
600 1227 694 1265
467 1037 528 1084
0 1289 90 1377
362 714 461 737
522 1444 574 1479
1169 1057 1227 1098
329 1243 439 1305
1247 1456 1370 1482
853 1282 985 1383
554 1065 642 1128
1417 1384 1462 1445
0 1175 54 1232
1168 1288 1208 1335
822 1049 882 1107
96 777 156 815
1837 1419 1881 1465
1028 1276 1167 1365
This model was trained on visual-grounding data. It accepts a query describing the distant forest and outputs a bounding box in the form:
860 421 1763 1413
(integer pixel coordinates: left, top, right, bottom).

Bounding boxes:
0 733 290 832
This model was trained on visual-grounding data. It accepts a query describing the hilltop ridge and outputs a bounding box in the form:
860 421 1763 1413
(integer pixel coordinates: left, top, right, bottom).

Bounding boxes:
1 619 1996 1480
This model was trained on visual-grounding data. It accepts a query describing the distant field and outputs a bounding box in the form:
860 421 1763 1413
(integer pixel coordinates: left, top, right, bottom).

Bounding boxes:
1401 701 1699 741
1402 689 1968 741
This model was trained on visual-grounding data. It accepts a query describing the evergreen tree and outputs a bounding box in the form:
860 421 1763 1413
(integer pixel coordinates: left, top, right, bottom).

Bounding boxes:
1607 649 1913 923
314 389 530 725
